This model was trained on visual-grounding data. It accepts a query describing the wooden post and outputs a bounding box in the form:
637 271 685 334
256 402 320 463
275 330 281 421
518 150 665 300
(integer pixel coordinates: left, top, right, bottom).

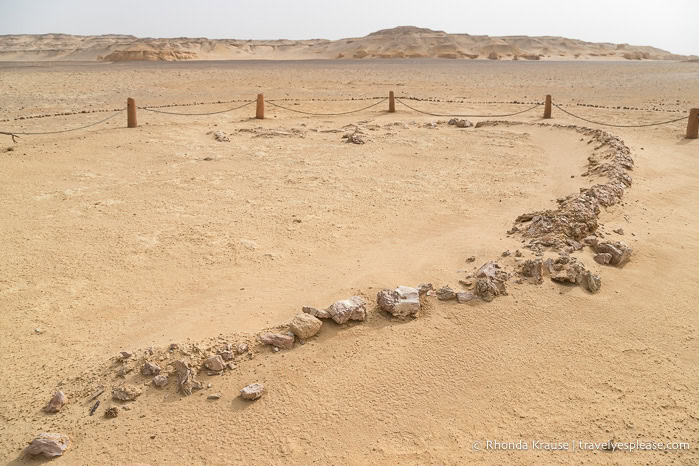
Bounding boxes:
543 95 552 119
127 98 137 128
686 108 699 139
389 91 395 113
256 94 264 119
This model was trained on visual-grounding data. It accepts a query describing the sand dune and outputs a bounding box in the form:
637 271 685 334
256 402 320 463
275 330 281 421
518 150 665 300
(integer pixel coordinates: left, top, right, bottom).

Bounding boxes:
0 26 694 62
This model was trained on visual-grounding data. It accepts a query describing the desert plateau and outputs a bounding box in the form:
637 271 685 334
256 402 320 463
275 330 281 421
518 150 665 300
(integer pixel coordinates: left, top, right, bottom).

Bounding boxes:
0 18 698 466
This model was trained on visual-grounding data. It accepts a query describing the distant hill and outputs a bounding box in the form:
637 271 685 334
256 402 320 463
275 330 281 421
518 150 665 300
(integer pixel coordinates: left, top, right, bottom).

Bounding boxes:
0 26 694 62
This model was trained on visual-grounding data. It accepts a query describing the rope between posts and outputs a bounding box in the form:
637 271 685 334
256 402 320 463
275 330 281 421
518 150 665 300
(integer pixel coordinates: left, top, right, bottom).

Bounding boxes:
265 98 388 116
139 100 255 116
1 110 124 142
395 98 542 118
552 103 689 128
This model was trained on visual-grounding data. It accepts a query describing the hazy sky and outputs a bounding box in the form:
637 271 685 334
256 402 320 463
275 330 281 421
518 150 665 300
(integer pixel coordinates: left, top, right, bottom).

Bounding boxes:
1 0 698 55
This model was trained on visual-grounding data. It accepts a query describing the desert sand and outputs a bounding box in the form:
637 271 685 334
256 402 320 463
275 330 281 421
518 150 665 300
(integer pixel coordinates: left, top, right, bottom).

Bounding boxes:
0 59 698 465
0 27 696 62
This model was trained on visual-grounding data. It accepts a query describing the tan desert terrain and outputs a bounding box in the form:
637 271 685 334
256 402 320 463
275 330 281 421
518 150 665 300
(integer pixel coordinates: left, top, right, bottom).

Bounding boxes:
0 26 695 62
0 59 698 465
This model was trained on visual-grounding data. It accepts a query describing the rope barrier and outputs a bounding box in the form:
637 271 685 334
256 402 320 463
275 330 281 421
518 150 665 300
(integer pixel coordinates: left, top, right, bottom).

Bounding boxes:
395 98 542 118
552 103 689 128
1 110 124 142
2 95 696 142
265 98 388 116
139 100 255 116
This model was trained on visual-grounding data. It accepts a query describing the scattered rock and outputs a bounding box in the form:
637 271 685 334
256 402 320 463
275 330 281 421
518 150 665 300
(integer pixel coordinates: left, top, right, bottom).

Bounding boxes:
583 271 602 293
302 306 331 319
474 278 503 302
550 259 586 284
152 375 168 388
436 285 456 301
173 360 202 396
289 313 323 339
595 241 632 265
25 433 70 458
417 283 433 295
236 343 248 354
207 393 222 400
141 361 161 376
43 391 66 413
466 256 476 262
520 259 544 284
112 385 142 402
120 351 133 360
476 262 507 281
213 130 230 142
240 383 265 400
203 355 226 372
583 235 599 247
219 350 234 361
326 296 367 324
259 333 294 350
448 118 473 128
456 291 475 303
594 253 613 265
377 286 420 317
613 228 624 235
502 250 511 257
104 407 119 418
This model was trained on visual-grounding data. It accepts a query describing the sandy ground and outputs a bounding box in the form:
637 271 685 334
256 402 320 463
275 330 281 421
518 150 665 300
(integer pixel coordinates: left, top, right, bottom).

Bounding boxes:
0 60 698 465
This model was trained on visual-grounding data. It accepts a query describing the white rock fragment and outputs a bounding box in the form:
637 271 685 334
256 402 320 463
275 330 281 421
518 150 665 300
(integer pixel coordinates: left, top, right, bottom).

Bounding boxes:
152 375 169 388
377 286 420 317
240 383 265 400
236 343 248 354
456 291 475 303
326 296 367 324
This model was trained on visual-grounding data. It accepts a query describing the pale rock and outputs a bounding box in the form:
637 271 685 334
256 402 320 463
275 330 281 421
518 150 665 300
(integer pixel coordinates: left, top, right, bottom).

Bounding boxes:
583 271 602 293
259 332 294 350
302 306 331 319
152 375 169 388
203 355 226 372
240 383 265 400
236 343 248 354
43 391 66 413
173 360 202 396
377 286 420 317
521 258 543 284
595 241 632 265
326 296 367 324
594 253 613 265
289 313 323 339
25 433 70 458
141 361 161 376
112 385 142 401
436 285 456 301
456 291 475 303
